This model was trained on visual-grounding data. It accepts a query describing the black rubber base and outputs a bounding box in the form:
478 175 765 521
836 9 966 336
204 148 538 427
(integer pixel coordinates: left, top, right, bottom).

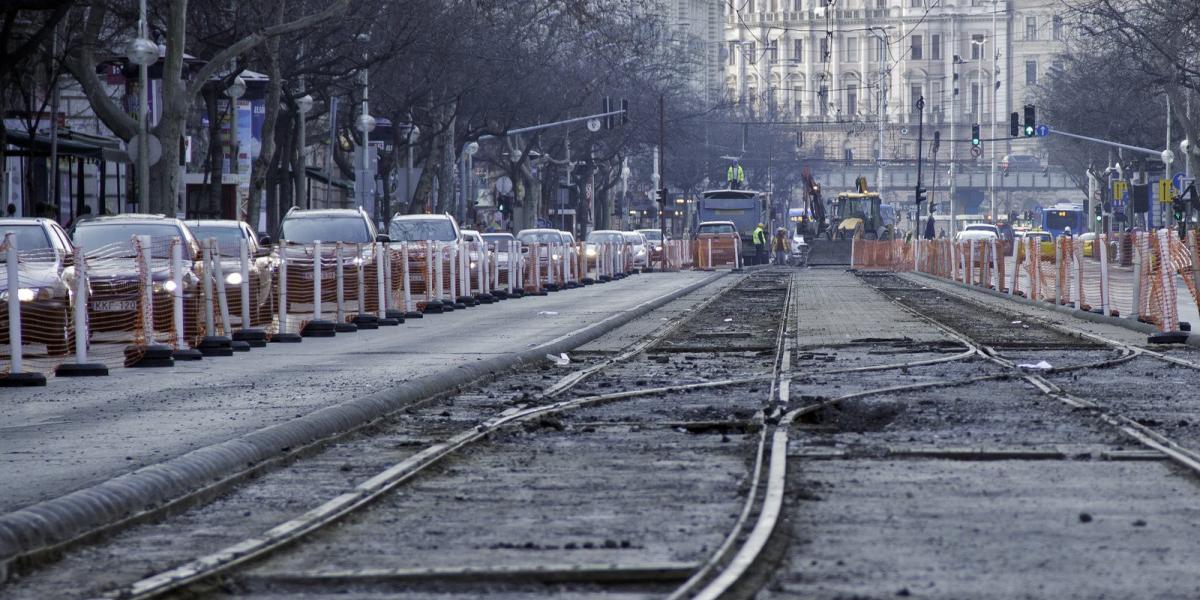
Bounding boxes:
270 332 303 343
233 328 268 348
172 348 204 361
378 317 401 326
422 300 444 314
492 290 509 299
405 311 424 319
231 340 251 352
199 335 235 357
1149 331 1189 344
453 302 467 309
126 344 175 368
582 278 595 285
0 371 48 386
598 276 611 283
352 315 379 330
478 294 496 304
54 362 109 377
334 322 359 333
301 320 337 338
565 282 580 289
457 295 476 306
386 309 406 323
544 284 560 292
509 289 525 298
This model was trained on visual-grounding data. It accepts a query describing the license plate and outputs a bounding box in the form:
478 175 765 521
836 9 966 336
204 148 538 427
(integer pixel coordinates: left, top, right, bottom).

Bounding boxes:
299 270 337 281
91 300 137 312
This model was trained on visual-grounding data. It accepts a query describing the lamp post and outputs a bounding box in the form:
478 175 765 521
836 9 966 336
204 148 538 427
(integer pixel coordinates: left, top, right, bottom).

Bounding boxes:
295 92 313 208
125 0 157 212
461 141 479 225
405 122 420 211
356 33 375 212
868 27 894 196
224 75 246 217
950 53 966 236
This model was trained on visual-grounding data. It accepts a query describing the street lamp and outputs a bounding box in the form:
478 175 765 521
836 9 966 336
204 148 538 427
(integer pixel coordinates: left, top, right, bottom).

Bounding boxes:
461 141 479 224
294 93 313 208
224 75 246 217
126 27 157 211
404 123 420 210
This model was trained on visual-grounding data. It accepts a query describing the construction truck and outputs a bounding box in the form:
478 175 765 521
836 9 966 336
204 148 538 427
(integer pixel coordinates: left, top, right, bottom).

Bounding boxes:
828 177 895 240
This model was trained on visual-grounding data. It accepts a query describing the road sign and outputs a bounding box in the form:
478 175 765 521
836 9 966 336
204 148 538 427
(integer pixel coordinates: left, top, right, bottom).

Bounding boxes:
1173 172 1189 192
1112 180 1128 202
1159 179 1174 203
1035 125 1050 137
970 146 982 158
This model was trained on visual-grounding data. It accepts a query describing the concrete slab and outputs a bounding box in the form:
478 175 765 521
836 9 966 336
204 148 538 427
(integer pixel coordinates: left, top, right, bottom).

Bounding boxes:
793 268 949 347
0 271 714 514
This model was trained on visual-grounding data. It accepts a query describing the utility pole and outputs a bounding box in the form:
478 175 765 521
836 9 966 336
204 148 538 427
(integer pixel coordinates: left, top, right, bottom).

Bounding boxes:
659 95 667 272
989 0 999 222
915 96 927 238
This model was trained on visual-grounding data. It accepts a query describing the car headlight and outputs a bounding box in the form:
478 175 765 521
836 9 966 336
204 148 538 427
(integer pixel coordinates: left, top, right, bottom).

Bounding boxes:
551 254 561 260
17 288 36 302
469 261 477 269
163 280 178 293
585 247 597 257
153 281 178 293
225 272 243 286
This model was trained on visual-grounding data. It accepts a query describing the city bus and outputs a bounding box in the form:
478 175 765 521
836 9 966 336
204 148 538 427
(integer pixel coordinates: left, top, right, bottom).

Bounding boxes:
1041 203 1086 238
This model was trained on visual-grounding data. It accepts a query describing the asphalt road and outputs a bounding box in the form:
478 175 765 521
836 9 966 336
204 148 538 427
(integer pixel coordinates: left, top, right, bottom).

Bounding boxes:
0 271 711 513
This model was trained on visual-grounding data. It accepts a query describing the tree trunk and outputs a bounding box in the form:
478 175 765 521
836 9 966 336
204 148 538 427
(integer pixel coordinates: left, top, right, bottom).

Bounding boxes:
248 31 282 230
205 88 223 218
436 116 455 215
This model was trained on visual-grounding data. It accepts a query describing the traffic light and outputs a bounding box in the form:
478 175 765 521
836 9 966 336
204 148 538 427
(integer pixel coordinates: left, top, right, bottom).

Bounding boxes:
1023 104 1036 137
1173 195 1185 222
1010 112 1020 137
655 188 667 205
915 185 927 206
603 96 613 130
971 124 981 147
497 196 508 214
1094 203 1102 222
932 130 941 154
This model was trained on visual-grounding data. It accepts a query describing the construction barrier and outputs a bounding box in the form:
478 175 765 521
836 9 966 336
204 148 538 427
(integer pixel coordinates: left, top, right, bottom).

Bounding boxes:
693 235 739 270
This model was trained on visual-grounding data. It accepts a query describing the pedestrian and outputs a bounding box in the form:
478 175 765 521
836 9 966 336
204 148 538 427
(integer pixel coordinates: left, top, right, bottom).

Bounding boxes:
4 203 15 217
752 222 767 265
772 227 790 266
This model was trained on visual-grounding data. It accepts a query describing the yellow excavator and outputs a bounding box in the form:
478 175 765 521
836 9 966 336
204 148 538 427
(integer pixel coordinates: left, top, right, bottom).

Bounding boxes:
829 176 895 240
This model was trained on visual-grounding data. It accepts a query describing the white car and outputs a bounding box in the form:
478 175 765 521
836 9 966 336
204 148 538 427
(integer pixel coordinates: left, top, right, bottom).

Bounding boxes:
962 223 1000 237
955 229 999 242
624 231 649 271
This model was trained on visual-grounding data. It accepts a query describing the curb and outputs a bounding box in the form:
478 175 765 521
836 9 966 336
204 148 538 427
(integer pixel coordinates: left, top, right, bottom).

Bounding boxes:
0 271 727 580
905 272 1200 346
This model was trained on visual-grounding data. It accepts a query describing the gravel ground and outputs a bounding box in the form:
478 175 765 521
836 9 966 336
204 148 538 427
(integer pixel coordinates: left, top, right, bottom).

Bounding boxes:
0 270 790 599
759 268 1200 599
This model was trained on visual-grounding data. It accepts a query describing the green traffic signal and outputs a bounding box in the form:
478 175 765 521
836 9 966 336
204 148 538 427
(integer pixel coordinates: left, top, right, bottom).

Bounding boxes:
971 124 981 147
1024 125 1035 137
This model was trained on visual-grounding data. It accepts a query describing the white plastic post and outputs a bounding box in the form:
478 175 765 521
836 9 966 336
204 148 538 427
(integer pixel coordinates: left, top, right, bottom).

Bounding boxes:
201 239 215 335
402 243 414 312
356 243 367 315
335 242 346 323
476 242 485 296
1009 237 1019 296
1131 234 1143 320
278 243 290 333
1072 238 1083 310
533 243 542 291
1099 233 1111 316
211 240 232 336
376 243 387 318
1054 237 1063 305
171 242 186 349
239 238 252 329
706 238 713 269
383 245 394 313
509 241 518 294
73 247 89 361
4 234 23 374
1156 229 1179 331
448 243 458 301
968 240 976 286
732 239 740 270
313 242 324 321
990 238 999 290
434 243 444 302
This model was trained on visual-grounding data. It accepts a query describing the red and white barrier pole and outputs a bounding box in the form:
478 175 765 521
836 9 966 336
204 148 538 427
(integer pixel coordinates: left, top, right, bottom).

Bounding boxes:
171 241 187 350
335 242 347 323
211 240 233 337
376 242 387 319
312 241 324 322
1099 233 1111 316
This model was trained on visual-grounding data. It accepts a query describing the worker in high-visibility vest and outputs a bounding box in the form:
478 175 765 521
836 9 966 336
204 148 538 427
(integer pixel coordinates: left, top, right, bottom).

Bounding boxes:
727 163 745 190
752 222 767 265
772 227 791 266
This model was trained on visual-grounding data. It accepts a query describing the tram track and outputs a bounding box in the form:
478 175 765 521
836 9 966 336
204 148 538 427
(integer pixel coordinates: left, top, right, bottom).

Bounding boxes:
4 270 789 600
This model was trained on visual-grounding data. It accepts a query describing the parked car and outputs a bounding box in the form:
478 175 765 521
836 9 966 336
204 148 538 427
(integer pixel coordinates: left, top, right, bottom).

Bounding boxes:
624 231 649 271
460 229 488 274
481 232 515 271
71 214 202 336
0 218 75 354
388 213 462 245
517 228 568 286
186 219 275 326
636 228 666 265
584 230 629 278
278 207 390 314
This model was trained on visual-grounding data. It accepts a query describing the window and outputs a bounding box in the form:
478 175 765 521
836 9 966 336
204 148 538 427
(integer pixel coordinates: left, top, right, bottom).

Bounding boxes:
874 37 887 62
847 84 858 115
1052 16 1063 40
768 40 778 61
877 0 885 8
819 37 829 63
1026 60 1037 85
793 39 803 62
970 34 984 59
970 82 980 114
846 37 858 62
794 93 803 115
911 34 922 60
932 80 942 113
910 0 921 6
728 41 737 66
1026 16 1037 40
910 85 922 112
931 34 941 60
747 42 757 64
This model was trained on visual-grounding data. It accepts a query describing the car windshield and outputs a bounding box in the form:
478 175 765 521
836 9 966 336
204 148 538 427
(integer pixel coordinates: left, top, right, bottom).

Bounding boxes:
638 230 662 241
481 234 511 251
623 233 643 244
836 198 876 220
74 223 186 258
389 218 457 242
586 232 624 244
190 225 247 256
698 223 735 234
282 215 371 244
518 231 562 245
0 224 52 253
965 224 996 232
